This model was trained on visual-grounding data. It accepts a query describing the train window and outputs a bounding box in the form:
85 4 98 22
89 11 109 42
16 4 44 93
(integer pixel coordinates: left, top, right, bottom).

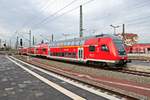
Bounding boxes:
62 42 65 46
50 53 52 56
60 52 63 56
56 43 58 47
67 42 69 46
69 41 72 46
57 43 59 46
64 42 66 46
56 53 59 56
68 41 70 45
74 41 76 45
75 41 80 46
42 48 47 51
89 46 95 52
59 52 61 56
71 41 74 46
74 53 76 57
101 45 109 51
67 41 69 46
65 42 67 46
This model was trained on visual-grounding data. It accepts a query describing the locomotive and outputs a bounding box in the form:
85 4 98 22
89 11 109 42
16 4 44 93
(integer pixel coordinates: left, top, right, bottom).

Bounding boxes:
19 34 128 67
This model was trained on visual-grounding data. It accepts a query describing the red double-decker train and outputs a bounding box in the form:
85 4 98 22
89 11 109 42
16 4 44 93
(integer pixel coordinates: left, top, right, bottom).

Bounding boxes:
19 34 128 67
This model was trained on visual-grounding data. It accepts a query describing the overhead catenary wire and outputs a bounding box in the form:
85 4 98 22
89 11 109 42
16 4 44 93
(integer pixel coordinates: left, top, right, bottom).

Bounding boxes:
31 0 78 29
23 0 149 31
112 0 150 25
20 0 56 30
31 0 95 29
9 0 55 48
126 15 150 25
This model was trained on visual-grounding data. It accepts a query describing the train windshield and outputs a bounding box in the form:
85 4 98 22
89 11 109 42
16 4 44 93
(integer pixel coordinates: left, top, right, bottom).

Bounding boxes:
113 39 126 55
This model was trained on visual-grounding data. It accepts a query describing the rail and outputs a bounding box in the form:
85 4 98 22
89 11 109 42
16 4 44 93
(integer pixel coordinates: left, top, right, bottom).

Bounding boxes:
118 69 150 77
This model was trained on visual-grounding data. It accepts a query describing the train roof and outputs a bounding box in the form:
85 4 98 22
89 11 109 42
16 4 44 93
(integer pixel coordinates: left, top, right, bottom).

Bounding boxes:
47 34 122 47
51 34 121 43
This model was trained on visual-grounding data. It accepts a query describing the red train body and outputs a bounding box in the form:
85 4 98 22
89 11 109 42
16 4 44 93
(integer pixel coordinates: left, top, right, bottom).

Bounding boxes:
19 34 128 67
19 47 28 55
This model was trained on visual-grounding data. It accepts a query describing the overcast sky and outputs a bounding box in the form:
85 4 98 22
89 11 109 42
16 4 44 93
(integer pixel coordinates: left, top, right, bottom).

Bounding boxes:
0 0 150 46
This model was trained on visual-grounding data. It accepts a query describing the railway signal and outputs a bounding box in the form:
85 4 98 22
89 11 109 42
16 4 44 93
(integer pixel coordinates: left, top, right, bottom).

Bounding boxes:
20 38 23 47
3 43 6 47
52 34 54 42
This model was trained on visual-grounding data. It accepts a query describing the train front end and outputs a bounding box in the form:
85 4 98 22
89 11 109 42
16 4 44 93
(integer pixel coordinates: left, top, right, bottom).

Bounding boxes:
112 37 128 66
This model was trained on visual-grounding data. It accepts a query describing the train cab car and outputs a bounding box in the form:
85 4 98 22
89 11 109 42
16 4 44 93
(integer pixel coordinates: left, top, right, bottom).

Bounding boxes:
84 34 127 66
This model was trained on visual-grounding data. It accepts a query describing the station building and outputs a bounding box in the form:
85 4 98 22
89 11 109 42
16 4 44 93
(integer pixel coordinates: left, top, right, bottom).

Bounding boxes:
127 43 150 54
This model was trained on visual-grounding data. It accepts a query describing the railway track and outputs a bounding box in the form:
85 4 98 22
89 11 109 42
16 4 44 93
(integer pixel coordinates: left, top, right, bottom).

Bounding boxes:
119 69 150 77
18 55 150 77
75 61 150 77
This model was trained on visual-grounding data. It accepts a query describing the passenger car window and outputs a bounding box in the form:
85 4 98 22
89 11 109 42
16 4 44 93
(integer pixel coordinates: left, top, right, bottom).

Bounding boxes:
89 46 95 52
101 45 109 51
42 48 47 51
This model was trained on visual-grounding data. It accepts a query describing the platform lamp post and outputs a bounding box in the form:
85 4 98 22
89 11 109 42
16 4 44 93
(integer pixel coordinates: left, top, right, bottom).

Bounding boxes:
110 25 120 35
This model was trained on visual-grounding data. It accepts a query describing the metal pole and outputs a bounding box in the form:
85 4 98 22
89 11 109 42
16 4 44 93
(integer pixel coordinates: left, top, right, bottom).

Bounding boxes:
33 35 34 46
29 30 31 54
16 36 18 50
27 30 31 60
29 30 31 48
52 34 54 42
9 39 11 49
122 24 125 42
122 24 125 34
5 40 6 51
80 5 83 38
0 39 1 49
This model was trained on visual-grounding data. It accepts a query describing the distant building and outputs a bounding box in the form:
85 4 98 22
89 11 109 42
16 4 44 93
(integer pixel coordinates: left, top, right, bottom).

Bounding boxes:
127 43 150 54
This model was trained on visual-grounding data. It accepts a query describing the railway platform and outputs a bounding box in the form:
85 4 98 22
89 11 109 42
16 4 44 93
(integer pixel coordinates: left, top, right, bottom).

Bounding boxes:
0 55 122 100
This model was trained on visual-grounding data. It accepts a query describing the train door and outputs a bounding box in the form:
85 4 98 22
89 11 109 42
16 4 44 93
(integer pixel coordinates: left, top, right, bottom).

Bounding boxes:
78 48 84 61
48 46 50 56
